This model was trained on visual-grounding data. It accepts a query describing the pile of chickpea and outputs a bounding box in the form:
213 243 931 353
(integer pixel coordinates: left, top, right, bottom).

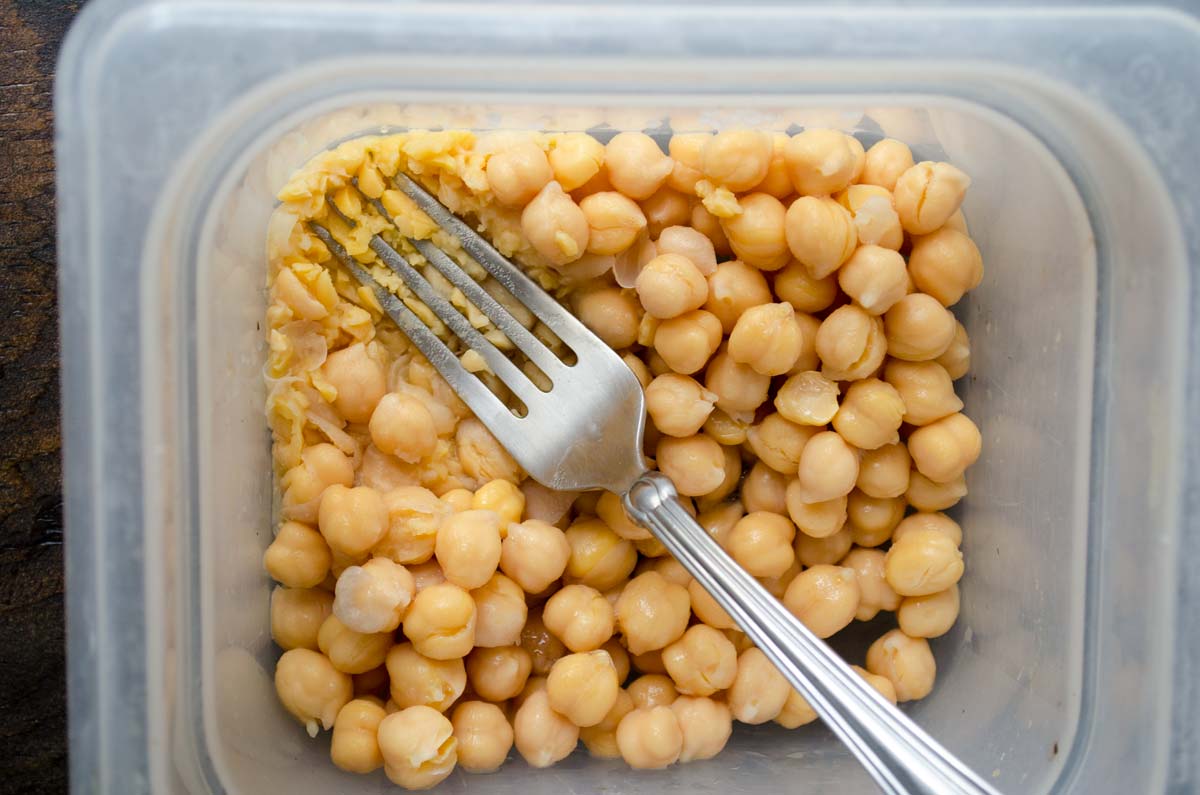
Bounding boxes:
266 126 982 789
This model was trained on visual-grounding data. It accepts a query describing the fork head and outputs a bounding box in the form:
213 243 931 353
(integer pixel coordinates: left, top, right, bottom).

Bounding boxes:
309 173 648 494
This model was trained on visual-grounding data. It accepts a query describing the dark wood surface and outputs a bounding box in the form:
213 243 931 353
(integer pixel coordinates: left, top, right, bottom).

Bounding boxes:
1 0 80 792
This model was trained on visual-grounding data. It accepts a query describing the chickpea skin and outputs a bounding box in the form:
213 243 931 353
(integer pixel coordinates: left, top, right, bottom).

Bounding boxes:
728 647 790 724
838 245 909 315
909 228 984 306
671 696 733 762
861 138 915 191
580 688 635 758
784 129 857 196
331 698 386 773
377 706 458 790
318 485 388 557
846 490 906 547
702 129 772 191
662 624 738 696
605 132 674 200
705 349 771 413
281 443 354 523
795 524 853 567
615 571 691 655
521 181 590 267
857 442 912 499
500 519 571 593
579 191 648 255
563 518 638 591
451 701 514 773
742 460 789 515
275 648 353 736
784 196 857 279
635 253 709 320
783 564 860 638
775 370 840 426
264 521 331 589
513 689 580 768
385 643 467 712
403 582 477 660
815 305 888 381
894 161 971 235
721 193 790 270
435 509 503 590
645 373 718 437
369 392 437 463
883 359 963 426
549 132 605 192
907 412 983 483
271 586 333 651
333 557 414 634
794 431 860 503
471 572 528 648
548 650 621 727
898 584 960 638
866 629 937 702
486 141 553 207
842 547 901 621
617 706 683 769
573 285 642 349
892 512 963 547
321 343 387 424
727 511 797 578
728 302 804 376
543 584 615 652
832 378 906 450
884 293 957 361
656 434 727 497
885 528 964 596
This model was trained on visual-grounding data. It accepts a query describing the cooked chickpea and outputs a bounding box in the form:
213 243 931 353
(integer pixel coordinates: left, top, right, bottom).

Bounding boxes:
386 642 466 711
793 431 859 504
655 434 727 497
486 141 553 207
466 645 532 702
727 302 803 375
687 578 735 629
815 305 888 381
616 706 683 769
721 193 790 270
667 133 709 193
579 191 647 255
750 132 791 197
521 181 589 267
906 470 967 511
773 260 838 313
661 697 732 764
264 521 331 589
784 196 857 279
705 348 771 413
898 584 960 638
644 373 717 438
909 228 983 306
450 701 513 773
281 443 354 523
892 512 963 547
742 460 788 515
726 511 796 578
549 133 605 192
885 528 964 596
573 285 641 349
647 312 718 377
908 412 982 483
698 500 743 545
884 293 957 361
469 479 524 525
656 225 717 275
271 586 333 651
630 648 669 676
857 442 911 499
838 245 908 315
368 392 437 463
352 666 388 698
521 611 567 676
547 650 621 727
937 320 971 379
580 688 635 758
727 647 790 724
513 688 580 768
832 378 905 451
774 370 840 426
894 161 971 235
635 253 709 320
275 648 353 736
615 571 691 655
542 584 615 653
333 557 414 634
704 260 773 332
837 184 904 250
596 490 650 541
377 705 458 789
376 486 449 565
861 138 915 191
331 698 386 773
702 406 752 447
434 509 502 590
661 624 738 696
321 343 387 424
866 629 936 701
701 129 772 191
318 485 388 557
605 132 674 200
784 486 847 540
883 359 963 426
782 564 860 638
784 129 857 196
852 664 899 704
842 547 901 621
846 490 906 547
627 674 677 708
403 582 476 660
641 187 691 239
776 686 819 729
500 519 571 593
746 412 817 475
795 524 853 567
471 572 528 648
691 203 733 258
563 518 637 592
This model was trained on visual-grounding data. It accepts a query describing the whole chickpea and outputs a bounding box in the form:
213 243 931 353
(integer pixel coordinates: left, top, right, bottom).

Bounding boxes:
579 191 647 255
468 480 523 526
784 196 857 279
857 442 912 499
795 524 853 568
615 571 691 655
662 624 738 696
451 701 514 773
892 512 963 547
321 343 387 424
909 228 983 306
596 490 651 541
271 586 333 651
815 305 888 381
894 162 971 235
832 378 905 451
543 584 615 653
774 370 840 426
898 584 960 638
651 309 722 375
264 521 331 589
703 406 752 446
374 486 448 565
838 245 908 315
747 412 818 475
721 193 790 270
456 417 523 487
884 293 957 362
853 665 899 704
630 650 669 677
782 564 860 638
842 547 901 621
785 485 847 540
386 643 466 712
549 133 605 192
521 181 590 267
698 444 742 508
377 706 458 789
656 434 728 497
333 557 414 634
755 133 794 198
486 141 553 207
641 187 691 239
331 698 386 773
794 431 860 504
727 647 790 724
668 133 709 193
645 373 718 438
784 129 857 196
275 648 353 736
616 706 683 769
776 687 818 729
671 696 733 762
837 184 904 250
866 629 936 702
521 611 568 676
573 285 642 350
702 130 772 191
471 572 528 648
563 519 638 591
605 132 674 200
907 412 981 484
936 320 971 379
698 500 744 546
726 511 796 578
514 689 580 767
281 443 354 523
500 519 571 593
318 485 388 557
885 528 964 596
705 349 771 413
728 302 804 376
883 359 963 426
774 260 839 314
687 578 735 629
435 509 503 590
906 470 967 512
580 688 635 758
656 226 718 275
635 253 709 320
369 393 437 464
548 650 621 727
403 582 477 660
860 138 915 192
846 490 906 547
742 460 789 515
466 645 532 701
691 203 734 258
704 260 773 333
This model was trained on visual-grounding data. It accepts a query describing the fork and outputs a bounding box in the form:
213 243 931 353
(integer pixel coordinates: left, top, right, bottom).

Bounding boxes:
308 172 1003 795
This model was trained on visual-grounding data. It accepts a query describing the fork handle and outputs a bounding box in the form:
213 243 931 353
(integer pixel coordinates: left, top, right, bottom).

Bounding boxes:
622 471 1002 795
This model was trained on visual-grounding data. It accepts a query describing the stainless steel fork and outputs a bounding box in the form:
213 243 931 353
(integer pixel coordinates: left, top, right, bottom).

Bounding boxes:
308 172 1003 795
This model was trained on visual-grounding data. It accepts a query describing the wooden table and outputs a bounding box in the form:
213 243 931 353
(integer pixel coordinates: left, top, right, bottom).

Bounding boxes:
1 0 81 791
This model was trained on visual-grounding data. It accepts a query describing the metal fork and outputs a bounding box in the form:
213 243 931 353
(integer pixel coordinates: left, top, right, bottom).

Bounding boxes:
308 172 1002 795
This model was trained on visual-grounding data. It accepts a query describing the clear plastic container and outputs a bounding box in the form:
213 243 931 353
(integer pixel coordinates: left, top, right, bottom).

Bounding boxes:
57 2 1200 793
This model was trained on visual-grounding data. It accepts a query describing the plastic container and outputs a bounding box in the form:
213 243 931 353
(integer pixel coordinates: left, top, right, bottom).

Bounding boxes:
57 2 1200 793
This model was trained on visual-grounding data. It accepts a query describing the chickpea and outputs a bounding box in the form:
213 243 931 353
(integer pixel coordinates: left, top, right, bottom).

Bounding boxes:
667 133 709 193
842 547 900 621
687 578 735 629
578 191 647 256
630 649 669 676
705 348 771 413
793 430 859 504
937 320 971 379
635 253 709 320
643 373 716 438
449 701 514 774
368 392 437 464
615 571 691 655
885 528 964 596
742 460 788 515
485 141 554 207
317 485 388 558
275 648 353 736
815 305 888 381
641 187 691 239
510 675 548 715
579 688 635 758
471 572 528 648
727 647 790 724
898 584 960 639
656 225 717 275
704 260 773 333
853 664 899 704
331 698 386 773
661 624 738 696
846 490 906 547
773 260 838 314
861 138 915 191
661 696 732 763
547 650 621 727
572 285 642 350
782 564 860 638
466 480 522 526
894 161 971 235
561 520 636 593
464 645 531 703
721 193 790 270
604 132 673 199
857 442 911 499
774 370 840 426
596 490 651 541
883 359 963 426
691 202 734 258
699 129 772 191
600 638 631 682
838 245 908 315
866 629 936 701
784 129 857 196
281 443 354 523
698 443 742 508
703 406 752 447
787 311 821 375
352 666 388 698
333 557 414 634
726 511 797 578
776 686 818 729
513 688 580 768
892 512 963 547
728 302 803 375
458 416 523 487
403 582 476 660
784 196 857 279
271 586 333 651
696 500 743 549
749 132 791 197
884 293 957 362
500 519 571 593
785 486 847 540
321 343 387 424
385 642 466 712
746 413 818 476
909 228 983 306
908 412 982 483
906 470 967 511
434 509 503 590
837 184 904 250
406 559 449 594
655 434 727 497
627 673 679 708
521 181 589 267
795 524 853 567
541 584 615 653
374 486 448 565
264 521 331 589
377 705 457 789
616 706 683 769
832 378 905 451
549 133 605 192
